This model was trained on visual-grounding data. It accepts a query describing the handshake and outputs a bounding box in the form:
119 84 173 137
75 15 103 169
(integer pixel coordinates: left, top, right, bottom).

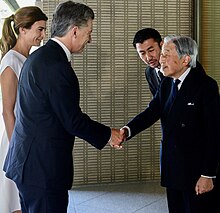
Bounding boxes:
109 128 128 149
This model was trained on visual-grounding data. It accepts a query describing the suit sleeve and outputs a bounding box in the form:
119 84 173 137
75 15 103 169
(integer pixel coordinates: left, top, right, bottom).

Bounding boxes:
126 91 161 139
47 62 111 150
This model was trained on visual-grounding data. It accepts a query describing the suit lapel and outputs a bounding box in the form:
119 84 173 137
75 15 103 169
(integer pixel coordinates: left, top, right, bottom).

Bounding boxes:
148 68 160 91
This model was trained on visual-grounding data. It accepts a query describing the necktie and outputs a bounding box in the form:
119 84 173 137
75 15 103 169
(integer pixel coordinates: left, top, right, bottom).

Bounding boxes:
158 70 164 81
171 79 181 101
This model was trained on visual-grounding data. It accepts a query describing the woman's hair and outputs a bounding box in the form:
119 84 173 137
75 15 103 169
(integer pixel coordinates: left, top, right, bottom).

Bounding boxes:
0 6 48 59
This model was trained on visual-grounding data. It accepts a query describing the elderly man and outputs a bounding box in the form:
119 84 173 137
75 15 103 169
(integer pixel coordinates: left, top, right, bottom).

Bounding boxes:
121 35 220 213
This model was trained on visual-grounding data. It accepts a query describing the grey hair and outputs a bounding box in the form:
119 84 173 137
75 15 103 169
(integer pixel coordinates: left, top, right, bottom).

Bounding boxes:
51 1 94 37
163 35 198 68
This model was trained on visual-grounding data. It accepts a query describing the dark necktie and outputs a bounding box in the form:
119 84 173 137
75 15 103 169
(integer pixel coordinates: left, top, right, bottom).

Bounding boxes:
158 70 164 81
171 79 181 101
165 79 181 116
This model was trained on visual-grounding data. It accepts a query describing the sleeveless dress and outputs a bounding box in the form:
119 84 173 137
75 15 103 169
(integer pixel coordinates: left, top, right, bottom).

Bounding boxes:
0 50 26 213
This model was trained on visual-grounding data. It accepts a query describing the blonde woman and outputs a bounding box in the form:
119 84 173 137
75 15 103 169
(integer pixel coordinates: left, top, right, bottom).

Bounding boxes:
0 6 47 213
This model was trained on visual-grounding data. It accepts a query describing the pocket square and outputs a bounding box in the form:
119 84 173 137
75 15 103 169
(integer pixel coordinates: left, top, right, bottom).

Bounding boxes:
187 102 194 106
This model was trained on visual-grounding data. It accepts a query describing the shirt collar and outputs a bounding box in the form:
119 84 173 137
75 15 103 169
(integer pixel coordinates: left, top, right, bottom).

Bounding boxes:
51 38 71 62
178 67 191 83
155 68 160 72
173 67 191 89
155 67 162 78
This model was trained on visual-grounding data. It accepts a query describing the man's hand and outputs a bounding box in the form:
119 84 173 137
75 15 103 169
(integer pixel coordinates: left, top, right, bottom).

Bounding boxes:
195 176 214 195
120 127 128 140
109 128 126 149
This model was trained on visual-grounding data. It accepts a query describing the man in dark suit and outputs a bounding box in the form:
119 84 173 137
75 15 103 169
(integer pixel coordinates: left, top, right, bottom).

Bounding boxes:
3 1 123 213
133 28 164 96
121 35 220 212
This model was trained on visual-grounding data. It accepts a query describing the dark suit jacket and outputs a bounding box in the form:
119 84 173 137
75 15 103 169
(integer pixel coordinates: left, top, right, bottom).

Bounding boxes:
4 40 111 190
127 66 220 190
145 66 162 96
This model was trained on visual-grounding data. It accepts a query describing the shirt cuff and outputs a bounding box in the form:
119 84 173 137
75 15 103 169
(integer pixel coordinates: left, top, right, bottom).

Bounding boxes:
108 128 112 143
201 175 216 179
120 126 131 138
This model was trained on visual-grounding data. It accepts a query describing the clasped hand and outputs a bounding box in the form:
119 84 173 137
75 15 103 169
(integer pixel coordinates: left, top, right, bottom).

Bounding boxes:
195 176 214 195
109 128 127 149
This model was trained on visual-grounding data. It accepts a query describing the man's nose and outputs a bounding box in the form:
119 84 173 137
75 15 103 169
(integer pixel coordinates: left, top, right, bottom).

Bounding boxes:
146 52 152 61
88 35 92 43
160 54 165 64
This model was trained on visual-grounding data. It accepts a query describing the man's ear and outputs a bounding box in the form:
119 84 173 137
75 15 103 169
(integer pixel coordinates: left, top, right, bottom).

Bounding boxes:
183 55 191 66
71 26 78 38
160 41 164 48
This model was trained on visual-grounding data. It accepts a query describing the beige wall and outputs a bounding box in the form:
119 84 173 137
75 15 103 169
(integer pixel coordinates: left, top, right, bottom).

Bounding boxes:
199 0 220 85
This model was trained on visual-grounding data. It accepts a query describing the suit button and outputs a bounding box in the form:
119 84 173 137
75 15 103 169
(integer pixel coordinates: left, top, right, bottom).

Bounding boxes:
181 124 185 128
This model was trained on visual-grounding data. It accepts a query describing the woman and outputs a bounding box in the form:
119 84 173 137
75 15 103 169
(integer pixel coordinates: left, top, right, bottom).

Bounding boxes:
0 6 47 213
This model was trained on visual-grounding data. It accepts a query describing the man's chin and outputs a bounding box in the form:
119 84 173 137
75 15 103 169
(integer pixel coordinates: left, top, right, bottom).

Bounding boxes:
162 71 170 77
72 50 84 54
149 62 159 68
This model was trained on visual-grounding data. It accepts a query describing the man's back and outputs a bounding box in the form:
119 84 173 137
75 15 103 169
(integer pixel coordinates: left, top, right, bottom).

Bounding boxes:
4 40 110 190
